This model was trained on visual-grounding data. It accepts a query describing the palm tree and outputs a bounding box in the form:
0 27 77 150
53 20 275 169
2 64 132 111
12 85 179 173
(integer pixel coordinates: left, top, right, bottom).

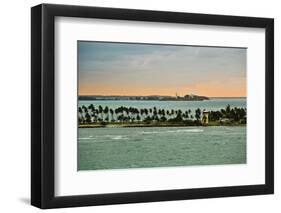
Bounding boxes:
115 108 120 122
178 109 182 115
78 106 84 124
124 107 129 118
78 106 83 116
110 108 114 121
134 107 138 117
85 112 91 123
225 104 231 118
117 114 124 122
104 106 109 122
209 110 222 121
153 107 158 121
183 110 189 120
140 109 144 121
144 115 152 123
174 110 183 122
82 105 88 115
93 109 98 122
98 105 103 120
195 108 201 121
144 108 149 119
88 104 94 113
158 109 162 116
171 109 175 119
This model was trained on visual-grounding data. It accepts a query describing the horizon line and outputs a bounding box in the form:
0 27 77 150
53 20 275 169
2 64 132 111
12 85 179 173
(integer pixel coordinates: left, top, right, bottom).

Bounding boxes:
78 94 246 98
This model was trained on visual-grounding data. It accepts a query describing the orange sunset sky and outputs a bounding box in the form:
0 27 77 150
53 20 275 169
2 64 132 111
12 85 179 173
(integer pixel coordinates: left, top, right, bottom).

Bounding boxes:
78 41 246 97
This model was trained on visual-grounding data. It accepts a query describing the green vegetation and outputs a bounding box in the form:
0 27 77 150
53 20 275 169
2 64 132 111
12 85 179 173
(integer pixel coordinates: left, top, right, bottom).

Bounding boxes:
78 104 246 128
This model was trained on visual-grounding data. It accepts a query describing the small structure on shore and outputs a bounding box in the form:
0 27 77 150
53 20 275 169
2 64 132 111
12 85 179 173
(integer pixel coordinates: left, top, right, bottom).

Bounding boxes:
220 118 231 124
202 110 209 124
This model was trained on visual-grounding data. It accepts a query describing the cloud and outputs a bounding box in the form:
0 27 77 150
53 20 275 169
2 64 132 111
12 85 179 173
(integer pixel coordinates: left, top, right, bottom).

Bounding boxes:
78 41 246 97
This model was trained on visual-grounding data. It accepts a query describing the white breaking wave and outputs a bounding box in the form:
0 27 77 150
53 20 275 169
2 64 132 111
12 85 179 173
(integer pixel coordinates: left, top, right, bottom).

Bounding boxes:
141 129 203 135
79 135 129 140
167 129 203 133
79 129 204 142
141 131 161 134
110 135 128 140
79 137 93 140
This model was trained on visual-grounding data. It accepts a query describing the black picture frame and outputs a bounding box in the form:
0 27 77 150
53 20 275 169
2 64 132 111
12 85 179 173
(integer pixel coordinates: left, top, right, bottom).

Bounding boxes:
31 3 274 209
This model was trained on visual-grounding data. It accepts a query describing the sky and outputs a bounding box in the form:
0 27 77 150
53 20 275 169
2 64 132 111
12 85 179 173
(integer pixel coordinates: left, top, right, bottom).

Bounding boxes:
78 41 246 97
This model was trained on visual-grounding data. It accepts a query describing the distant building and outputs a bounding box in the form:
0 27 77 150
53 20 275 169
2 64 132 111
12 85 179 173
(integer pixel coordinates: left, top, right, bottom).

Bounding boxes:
202 110 209 124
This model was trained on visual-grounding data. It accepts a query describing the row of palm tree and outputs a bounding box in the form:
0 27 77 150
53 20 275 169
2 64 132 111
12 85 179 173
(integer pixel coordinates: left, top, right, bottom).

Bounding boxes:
78 104 246 124
209 105 246 122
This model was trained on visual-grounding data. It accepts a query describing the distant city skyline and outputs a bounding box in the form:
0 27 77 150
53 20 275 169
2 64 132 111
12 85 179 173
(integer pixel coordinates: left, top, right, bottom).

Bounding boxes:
78 41 246 97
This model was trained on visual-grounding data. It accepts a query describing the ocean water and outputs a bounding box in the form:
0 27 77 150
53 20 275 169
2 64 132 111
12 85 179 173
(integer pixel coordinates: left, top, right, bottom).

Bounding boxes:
78 126 246 170
78 98 246 170
79 98 246 113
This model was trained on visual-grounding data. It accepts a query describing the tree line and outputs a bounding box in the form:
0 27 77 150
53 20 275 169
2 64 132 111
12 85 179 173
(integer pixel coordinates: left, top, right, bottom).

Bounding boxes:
78 104 246 124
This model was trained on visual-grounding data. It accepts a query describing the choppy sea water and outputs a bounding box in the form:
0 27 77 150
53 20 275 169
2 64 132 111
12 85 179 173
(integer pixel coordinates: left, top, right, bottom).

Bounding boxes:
78 126 246 170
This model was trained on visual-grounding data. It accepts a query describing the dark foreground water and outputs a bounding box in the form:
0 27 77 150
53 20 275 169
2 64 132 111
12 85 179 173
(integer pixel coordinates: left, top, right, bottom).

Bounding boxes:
78 126 246 170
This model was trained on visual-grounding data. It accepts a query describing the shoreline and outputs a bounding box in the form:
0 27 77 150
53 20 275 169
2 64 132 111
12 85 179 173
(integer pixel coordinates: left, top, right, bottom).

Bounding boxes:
79 122 246 128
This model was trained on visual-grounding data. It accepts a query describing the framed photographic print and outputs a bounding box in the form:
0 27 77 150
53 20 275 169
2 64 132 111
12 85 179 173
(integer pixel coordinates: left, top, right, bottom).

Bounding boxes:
31 4 274 209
